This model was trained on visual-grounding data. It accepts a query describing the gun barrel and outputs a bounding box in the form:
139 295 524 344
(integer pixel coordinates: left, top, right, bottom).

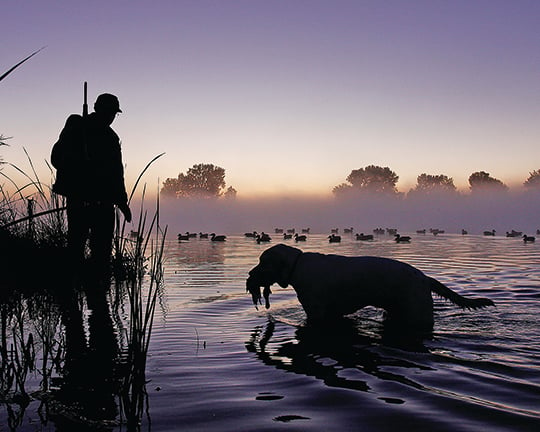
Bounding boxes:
82 81 89 160
83 81 88 117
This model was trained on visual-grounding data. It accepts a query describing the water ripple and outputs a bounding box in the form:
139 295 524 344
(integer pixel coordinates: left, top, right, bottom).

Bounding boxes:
145 234 540 431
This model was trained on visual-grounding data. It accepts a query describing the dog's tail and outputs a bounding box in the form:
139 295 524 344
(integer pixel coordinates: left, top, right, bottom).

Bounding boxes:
428 277 495 309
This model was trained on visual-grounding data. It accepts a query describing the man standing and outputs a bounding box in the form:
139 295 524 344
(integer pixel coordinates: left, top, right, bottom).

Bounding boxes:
51 92 131 276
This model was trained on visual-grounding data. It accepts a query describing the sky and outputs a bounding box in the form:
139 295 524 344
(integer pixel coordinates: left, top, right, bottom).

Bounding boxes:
2 0 539 198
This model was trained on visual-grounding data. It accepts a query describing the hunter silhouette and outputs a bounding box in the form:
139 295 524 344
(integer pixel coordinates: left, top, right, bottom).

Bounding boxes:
51 92 131 276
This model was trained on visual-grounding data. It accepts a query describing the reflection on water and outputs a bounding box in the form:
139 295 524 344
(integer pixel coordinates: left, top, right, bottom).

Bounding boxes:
246 317 434 395
2 233 540 431
52 282 119 428
169 239 226 267
148 233 540 432
0 282 71 429
0 271 159 430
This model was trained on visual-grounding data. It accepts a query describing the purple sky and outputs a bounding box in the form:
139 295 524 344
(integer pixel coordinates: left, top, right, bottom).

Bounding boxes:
2 0 539 197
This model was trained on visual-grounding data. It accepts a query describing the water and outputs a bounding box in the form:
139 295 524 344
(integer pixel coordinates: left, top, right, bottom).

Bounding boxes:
144 233 540 431
2 232 539 431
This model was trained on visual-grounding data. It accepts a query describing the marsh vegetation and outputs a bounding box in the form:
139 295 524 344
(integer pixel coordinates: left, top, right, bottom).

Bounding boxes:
0 155 166 430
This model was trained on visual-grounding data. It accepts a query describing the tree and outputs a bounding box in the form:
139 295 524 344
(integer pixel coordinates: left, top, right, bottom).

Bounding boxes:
468 171 508 193
408 173 457 196
223 186 237 200
524 169 540 189
161 163 231 199
332 183 353 196
333 165 399 196
161 177 179 197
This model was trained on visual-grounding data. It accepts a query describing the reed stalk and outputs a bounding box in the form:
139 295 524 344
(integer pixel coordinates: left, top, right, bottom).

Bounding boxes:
0 47 45 83
115 189 167 429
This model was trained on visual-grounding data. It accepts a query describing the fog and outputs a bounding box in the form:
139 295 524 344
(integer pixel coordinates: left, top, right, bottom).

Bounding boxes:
140 192 540 237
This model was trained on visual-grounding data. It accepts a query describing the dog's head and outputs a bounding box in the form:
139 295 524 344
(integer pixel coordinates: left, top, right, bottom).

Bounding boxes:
246 244 302 309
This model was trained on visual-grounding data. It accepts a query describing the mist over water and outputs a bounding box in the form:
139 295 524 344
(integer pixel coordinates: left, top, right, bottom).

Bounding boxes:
152 191 540 236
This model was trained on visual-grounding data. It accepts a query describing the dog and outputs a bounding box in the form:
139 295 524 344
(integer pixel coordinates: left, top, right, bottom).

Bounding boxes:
246 244 494 328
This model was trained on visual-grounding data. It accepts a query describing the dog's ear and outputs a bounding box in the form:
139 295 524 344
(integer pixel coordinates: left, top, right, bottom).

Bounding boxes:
270 244 297 288
258 256 287 288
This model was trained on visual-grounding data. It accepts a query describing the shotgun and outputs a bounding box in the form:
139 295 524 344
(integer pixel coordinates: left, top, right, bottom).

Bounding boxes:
82 81 89 160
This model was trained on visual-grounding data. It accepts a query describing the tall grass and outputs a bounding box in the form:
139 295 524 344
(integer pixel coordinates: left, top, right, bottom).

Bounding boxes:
0 152 167 429
113 185 167 429
0 149 66 248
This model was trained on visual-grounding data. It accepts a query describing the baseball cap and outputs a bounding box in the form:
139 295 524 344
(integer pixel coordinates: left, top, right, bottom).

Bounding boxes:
94 93 122 113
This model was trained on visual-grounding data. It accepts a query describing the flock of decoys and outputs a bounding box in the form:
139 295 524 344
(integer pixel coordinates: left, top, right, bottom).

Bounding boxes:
177 232 226 242
177 226 537 244
244 231 307 243
481 229 536 242
245 227 396 243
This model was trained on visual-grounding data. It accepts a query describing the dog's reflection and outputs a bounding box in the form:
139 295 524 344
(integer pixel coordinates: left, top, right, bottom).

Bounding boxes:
246 315 432 392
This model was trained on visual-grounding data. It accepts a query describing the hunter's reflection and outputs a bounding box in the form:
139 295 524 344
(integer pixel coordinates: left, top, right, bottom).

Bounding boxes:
246 316 430 392
54 282 118 428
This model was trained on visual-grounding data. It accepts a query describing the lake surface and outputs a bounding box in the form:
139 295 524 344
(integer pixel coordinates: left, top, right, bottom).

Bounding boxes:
145 232 540 432
2 232 540 431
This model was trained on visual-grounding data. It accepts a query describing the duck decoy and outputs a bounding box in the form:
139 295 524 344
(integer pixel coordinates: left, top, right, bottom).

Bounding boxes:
395 234 411 243
256 233 271 243
328 234 341 243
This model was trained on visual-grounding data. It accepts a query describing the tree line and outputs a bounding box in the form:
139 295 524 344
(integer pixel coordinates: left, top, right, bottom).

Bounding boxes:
161 163 540 199
332 165 540 198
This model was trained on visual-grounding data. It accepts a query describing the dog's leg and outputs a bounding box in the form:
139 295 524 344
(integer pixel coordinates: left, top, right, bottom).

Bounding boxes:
383 285 434 329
